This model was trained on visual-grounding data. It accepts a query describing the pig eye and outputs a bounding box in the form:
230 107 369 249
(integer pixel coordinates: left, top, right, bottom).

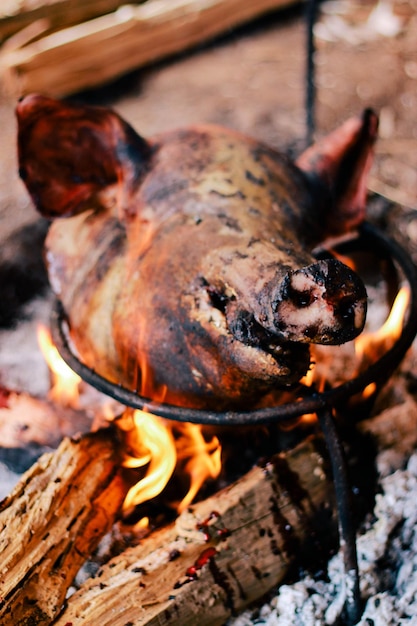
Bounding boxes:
206 286 230 313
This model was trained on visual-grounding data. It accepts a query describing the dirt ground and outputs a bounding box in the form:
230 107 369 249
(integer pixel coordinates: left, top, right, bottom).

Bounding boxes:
0 0 416 244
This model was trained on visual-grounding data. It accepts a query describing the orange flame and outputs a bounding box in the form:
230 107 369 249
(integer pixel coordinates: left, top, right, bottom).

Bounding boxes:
37 324 81 407
301 354 327 394
37 285 409 521
120 409 177 513
355 286 409 365
119 409 222 515
354 286 410 398
175 423 222 513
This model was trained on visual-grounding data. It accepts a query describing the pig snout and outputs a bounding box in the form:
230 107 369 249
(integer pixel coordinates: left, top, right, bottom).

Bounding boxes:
272 258 367 345
214 256 366 388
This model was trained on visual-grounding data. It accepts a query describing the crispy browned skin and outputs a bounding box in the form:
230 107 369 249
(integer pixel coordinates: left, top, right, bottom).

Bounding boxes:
17 96 377 409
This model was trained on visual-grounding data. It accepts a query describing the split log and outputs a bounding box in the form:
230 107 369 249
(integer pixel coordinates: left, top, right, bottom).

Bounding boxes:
0 390 93 450
0 427 126 626
358 397 417 476
0 0 302 98
0 0 137 43
55 436 337 626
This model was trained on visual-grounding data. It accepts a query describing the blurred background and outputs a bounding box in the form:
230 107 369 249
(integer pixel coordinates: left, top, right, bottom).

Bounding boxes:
0 0 416 247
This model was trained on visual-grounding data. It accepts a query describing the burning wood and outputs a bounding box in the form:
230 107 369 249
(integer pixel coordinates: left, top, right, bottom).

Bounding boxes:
0 355 415 625
0 0 302 98
0 327 349 625
0 427 126 625
49 436 338 625
16 95 377 411
0 334 340 625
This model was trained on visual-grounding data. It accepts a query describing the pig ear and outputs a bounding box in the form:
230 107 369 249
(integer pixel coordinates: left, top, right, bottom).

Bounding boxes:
296 109 379 235
16 94 151 218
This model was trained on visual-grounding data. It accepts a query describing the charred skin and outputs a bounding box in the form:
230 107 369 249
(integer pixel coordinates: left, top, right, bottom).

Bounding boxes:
16 95 376 409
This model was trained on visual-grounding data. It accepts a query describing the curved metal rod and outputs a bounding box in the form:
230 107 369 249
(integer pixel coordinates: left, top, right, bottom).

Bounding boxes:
51 222 417 426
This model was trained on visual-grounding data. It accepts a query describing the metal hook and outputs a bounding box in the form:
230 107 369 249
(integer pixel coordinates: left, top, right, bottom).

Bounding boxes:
305 0 319 146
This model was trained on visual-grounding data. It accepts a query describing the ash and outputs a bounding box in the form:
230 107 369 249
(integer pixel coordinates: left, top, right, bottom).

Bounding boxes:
229 450 417 626
0 296 53 397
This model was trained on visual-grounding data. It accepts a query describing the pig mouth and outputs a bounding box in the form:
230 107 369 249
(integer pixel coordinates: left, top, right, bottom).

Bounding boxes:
225 307 312 385
265 340 312 385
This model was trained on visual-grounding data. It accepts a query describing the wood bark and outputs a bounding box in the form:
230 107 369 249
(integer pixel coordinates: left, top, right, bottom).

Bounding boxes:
0 427 127 626
0 0 302 97
54 435 337 625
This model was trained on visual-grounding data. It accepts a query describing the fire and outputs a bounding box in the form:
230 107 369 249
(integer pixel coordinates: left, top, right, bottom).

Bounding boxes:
119 409 221 515
37 322 222 516
37 324 81 407
354 286 410 399
119 409 177 512
37 285 409 522
175 423 222 513
355 286 410 368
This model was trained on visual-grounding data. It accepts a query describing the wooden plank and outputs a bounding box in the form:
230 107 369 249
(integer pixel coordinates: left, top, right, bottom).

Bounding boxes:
54 386 417 626
0 0 302 97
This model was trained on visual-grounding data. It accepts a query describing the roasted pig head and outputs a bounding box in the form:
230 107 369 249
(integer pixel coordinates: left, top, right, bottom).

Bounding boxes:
16 95 378 409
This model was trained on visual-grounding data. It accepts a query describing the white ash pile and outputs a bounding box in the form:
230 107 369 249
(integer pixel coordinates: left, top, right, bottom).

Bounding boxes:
229 450 417 626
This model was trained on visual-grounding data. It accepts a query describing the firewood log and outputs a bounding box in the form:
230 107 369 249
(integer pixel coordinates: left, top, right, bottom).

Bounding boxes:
0 390 93 450
0 385 415 625
0 0 141 43
0 0 302 97
54 436 337 626
49 389 417 626
0 427 126 626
